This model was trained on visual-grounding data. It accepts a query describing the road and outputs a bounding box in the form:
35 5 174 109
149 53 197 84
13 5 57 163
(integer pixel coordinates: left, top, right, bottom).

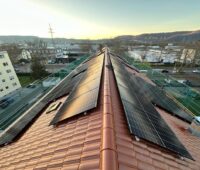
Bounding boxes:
15 63 68 73
152 65 200 73
151 66 200 92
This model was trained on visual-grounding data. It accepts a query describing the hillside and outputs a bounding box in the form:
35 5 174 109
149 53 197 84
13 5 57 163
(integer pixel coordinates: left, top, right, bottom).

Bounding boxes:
0 36 92 44
0 30 200 44
115 30 200 43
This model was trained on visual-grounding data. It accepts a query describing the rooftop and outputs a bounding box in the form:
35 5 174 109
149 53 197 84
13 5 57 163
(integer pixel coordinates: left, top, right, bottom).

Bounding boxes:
0 48 200 170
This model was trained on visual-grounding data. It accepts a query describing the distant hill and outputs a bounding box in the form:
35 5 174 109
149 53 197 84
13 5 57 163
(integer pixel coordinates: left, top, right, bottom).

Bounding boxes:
0 35 106 45
115 30 200 43
1 30 200 44
0 36 39 44
0 36 93 45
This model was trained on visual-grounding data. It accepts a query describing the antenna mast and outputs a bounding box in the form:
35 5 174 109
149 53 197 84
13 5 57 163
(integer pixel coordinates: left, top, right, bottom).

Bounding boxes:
48 24 55 48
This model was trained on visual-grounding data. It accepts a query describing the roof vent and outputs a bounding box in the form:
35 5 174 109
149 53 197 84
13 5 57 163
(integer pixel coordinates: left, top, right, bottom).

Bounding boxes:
188 116 200 137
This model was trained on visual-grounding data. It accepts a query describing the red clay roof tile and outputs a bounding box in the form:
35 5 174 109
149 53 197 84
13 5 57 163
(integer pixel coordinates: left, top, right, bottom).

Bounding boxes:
138 161 156 170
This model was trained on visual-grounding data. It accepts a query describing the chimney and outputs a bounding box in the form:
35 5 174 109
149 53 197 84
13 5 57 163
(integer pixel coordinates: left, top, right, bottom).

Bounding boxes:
188 116 200 137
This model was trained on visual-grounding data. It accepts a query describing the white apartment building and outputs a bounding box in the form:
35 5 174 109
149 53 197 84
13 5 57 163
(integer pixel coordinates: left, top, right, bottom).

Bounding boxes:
19 49 31 60
0 51 21 98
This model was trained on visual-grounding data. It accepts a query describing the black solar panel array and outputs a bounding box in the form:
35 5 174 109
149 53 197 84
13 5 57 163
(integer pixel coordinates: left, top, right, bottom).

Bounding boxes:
110 52 140 73
130 76 193 123
0 56 91 145
44 63 89 102
110 54 193 160
114 54 193 123
50 54 104 125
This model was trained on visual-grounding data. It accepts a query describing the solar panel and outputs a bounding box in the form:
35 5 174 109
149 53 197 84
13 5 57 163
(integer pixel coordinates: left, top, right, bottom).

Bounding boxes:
67 78 100 101
111 54 193 123
130 76 193 123
110 52 140 73
42 60 91 103
110 55 193 160
50 88 99 124
49 72 84 101
50 54 104 125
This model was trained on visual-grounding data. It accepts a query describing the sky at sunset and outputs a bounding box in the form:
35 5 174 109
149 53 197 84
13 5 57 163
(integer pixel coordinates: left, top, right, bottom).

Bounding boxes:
0 0 200 39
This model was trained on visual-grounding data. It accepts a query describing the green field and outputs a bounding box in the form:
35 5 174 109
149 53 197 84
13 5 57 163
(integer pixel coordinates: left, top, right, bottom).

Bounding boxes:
17 75 34 87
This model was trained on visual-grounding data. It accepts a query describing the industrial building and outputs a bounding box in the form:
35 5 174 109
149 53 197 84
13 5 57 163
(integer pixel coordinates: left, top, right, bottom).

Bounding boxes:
0 51 21 98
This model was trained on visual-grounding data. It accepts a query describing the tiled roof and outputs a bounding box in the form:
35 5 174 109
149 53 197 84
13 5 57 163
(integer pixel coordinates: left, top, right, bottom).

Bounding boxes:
0 48 200 170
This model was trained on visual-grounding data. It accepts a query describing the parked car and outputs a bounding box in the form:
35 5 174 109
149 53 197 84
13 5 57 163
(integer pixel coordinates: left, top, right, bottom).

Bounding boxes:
177 80 191 85
0 97 14 109
161 69 169 73
26 84 36 88
192 69 200 73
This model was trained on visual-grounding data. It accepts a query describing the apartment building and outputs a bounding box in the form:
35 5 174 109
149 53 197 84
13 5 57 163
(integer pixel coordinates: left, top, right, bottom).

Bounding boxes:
0 51 21 98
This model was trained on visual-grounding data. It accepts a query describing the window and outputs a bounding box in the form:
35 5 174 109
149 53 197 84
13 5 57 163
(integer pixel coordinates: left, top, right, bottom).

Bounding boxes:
0 55 4 59
0 89 3 92
9 76 14 80
6 69 11 73
12 82 17 86
0 72 2 75
2 79 6 82
5 86 9 89
3 62 8 66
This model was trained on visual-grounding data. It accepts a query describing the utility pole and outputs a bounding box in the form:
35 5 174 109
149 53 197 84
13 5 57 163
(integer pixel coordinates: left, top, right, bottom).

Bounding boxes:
48 24 56 63
48 24 55 48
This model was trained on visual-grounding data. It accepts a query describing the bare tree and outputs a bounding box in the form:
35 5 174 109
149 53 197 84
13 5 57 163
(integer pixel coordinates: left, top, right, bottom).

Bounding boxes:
111 39 126 56
0 44 22 63
31 55 48 79
80 44 92 53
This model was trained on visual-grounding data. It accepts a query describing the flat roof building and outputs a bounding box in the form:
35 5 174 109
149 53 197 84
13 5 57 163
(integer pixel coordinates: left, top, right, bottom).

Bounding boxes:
0 51 21 98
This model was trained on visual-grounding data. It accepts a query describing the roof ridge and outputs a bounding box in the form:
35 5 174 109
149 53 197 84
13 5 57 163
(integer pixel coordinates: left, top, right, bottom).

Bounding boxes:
100 48 118 170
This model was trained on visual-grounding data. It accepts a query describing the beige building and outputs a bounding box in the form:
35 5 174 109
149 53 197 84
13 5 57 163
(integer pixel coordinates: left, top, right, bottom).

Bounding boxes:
0 51 21 98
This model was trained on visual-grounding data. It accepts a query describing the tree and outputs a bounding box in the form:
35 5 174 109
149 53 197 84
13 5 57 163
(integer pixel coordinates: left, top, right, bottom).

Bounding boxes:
192 40 200 66
111 39 126 56
0 44 22 63
98 44 104 52
31 56 48 79
80 44 92 52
